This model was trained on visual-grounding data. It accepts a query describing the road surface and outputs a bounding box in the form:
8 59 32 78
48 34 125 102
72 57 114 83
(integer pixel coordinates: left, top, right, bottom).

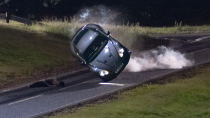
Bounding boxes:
0 33 210 118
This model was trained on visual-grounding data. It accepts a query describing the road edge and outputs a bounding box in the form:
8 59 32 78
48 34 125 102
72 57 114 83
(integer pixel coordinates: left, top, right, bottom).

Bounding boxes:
34 60 210 118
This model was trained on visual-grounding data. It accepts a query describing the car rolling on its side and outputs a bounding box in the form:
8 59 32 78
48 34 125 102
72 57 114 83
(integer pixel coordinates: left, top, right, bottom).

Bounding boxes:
70 24 131 81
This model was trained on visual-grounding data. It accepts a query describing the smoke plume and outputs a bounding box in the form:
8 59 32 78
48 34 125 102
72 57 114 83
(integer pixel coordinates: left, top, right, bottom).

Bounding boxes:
75 5 123 24
125 46 193 72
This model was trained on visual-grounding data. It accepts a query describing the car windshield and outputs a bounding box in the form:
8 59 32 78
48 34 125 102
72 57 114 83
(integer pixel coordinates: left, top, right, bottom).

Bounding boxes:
83 35 108 63
74 29 89 45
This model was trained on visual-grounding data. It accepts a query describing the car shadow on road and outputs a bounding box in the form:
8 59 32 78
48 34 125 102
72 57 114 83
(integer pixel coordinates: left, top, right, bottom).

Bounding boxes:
45 81 102 95
0 74 100 105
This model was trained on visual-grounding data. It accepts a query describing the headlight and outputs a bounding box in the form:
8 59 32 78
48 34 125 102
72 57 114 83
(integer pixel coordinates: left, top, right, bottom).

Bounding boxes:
118 48 124 57
100 70 109 76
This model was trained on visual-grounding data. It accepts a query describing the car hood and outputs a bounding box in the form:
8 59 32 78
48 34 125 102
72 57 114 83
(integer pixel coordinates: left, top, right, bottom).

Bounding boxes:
90 41 122 71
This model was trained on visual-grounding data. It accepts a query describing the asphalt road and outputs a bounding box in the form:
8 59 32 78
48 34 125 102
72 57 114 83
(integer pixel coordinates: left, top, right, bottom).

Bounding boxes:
0 33 210 118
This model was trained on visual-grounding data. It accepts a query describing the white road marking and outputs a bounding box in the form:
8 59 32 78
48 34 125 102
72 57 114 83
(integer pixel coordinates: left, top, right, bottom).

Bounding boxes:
99 82 126 86
2 89 10 92
190 36 210 43
8 94 43 105
188 48 209 54
59 79 97 91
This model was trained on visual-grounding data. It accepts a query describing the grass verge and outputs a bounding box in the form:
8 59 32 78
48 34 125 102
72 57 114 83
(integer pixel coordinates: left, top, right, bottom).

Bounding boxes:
44 63 210 118
0 21 79 88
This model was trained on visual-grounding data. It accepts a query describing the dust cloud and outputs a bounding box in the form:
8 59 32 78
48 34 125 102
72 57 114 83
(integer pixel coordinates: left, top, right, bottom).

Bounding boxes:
125 46 194 72
70 5 120 37
73 6 194 72
75 5 123 24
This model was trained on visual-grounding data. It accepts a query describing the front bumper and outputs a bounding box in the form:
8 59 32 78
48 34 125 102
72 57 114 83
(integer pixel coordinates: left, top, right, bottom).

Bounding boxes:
99 49 131 81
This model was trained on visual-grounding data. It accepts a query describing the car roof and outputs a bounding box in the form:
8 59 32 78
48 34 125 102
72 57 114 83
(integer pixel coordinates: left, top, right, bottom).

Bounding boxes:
75 29 98 53
71 24 107 53
71 24 106 42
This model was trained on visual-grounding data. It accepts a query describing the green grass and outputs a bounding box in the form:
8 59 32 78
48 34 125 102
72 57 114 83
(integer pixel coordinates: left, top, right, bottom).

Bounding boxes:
0 21 77 86
47 64 210 118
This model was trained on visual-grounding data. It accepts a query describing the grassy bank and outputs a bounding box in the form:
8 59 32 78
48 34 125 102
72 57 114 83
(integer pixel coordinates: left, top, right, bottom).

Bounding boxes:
0 18 210 88
0 21 78 87
46 63 210 118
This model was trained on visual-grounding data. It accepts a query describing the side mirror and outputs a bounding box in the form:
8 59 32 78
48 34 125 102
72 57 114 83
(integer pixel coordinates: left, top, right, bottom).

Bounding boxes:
107 31 110 35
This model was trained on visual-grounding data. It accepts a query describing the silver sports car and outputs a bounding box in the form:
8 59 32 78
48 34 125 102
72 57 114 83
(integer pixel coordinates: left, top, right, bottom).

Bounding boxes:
70 24 131 81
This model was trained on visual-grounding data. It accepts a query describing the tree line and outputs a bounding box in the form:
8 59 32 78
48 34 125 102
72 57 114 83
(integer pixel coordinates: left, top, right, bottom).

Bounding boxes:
0 0 210 26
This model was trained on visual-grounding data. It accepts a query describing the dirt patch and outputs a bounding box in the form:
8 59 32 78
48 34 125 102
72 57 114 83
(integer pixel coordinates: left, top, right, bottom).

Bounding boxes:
129 35 183 53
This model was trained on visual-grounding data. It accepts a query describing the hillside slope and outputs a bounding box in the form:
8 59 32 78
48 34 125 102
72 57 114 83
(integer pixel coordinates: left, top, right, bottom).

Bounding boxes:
0 24 79 88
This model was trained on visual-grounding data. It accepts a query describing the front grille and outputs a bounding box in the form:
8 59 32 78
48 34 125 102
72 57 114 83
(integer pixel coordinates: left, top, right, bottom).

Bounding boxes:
113 61 124 73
